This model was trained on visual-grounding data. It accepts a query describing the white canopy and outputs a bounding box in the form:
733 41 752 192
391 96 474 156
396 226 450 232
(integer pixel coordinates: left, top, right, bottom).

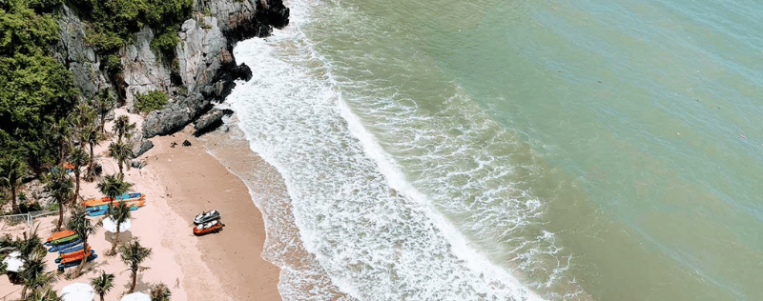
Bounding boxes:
60 283 95 301
120 292 150 301
1 251 23 273
102 217 131 233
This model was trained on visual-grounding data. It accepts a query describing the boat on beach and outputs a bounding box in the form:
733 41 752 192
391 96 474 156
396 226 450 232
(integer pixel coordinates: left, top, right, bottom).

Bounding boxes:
44 233 79 246
193 210 221 225
48 238 83 253
57 252 97 272
81 192 145 207
193 220 224 236
55 247 93 263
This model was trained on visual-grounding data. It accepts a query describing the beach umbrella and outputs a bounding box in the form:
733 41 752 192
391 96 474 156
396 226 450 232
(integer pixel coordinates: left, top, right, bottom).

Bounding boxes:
60 282 95 301
120 292 150 301
1 251 24 273
102 217 131 233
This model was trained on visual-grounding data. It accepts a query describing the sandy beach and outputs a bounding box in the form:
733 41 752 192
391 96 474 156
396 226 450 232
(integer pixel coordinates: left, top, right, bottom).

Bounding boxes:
0 110 281 301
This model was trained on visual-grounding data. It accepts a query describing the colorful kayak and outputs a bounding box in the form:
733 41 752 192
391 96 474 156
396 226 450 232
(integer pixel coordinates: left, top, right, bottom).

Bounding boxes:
48 239 82 253
55 247 92 263
46 233 79 246
46 230 76 242
58 243 87 255
57 253 97 272
193 220 224 236
81 193 144 207
87 203 143 217
86 199 145 211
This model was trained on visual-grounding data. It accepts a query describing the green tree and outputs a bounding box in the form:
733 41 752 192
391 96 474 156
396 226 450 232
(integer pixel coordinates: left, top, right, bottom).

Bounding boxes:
112 115 136 143
51 118 73 164
79 125 100 179
47 166 73 231
97 173 131 215
150 282 171 301
108 201 131 254
66 206 98 276
92 90 114 135
68 148 90 204
133 91 168 114
120 239 152 294
90 270 115 301
20 253 56 299
108 141 134 175
0 155 26 214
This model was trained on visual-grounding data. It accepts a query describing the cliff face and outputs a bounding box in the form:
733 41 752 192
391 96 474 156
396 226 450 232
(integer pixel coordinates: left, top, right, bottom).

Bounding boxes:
52 0 290 140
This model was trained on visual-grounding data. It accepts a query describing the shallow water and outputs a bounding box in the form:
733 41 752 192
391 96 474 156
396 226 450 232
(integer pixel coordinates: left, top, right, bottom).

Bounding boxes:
226 0 763 299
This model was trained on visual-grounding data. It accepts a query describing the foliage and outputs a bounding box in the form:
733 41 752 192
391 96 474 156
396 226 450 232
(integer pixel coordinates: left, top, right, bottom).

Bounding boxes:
108 201 130 254
120 239 152 293
20 253 57 299
66 206 97 275
104 54 122 75
112 115 136 143
47 165 73 231
97 173 132 215
134 90 168 114
0 155 27 214
150 31 180 60
108 142 134 175
71 0 193 59
150 282 171 301
68 147 89 203
90 270 115 301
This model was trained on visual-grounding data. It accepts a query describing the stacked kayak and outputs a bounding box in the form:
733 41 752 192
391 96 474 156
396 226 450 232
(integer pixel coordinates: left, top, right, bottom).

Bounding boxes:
82 192 146 216
192 210 224 236
55 246 92 263
46 230 82 252
57 251 97 272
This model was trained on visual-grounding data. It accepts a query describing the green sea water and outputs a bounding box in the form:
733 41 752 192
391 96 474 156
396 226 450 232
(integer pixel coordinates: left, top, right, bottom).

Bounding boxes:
229 0 763 299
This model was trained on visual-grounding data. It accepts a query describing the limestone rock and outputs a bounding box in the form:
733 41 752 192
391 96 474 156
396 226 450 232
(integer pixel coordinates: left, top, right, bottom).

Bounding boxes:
193 109 229 136
142 93 210 138
133 140 154 158
122 27 173 109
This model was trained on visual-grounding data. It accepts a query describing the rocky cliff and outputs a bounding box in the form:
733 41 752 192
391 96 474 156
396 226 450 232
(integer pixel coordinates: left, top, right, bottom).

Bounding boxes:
53 0 289 141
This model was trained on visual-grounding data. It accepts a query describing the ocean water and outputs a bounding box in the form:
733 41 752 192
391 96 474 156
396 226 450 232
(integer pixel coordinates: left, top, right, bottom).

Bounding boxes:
225 0 763 299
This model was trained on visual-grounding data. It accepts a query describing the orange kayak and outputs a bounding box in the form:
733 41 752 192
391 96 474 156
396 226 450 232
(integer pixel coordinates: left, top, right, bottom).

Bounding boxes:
63 162 75 170
81 196 145 207
47 230 76 242
58 246 92 261
59 250 95 264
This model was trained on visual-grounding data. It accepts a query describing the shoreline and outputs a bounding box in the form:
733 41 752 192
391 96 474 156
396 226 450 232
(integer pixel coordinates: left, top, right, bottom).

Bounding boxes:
145 128 282 301
0 110 282 301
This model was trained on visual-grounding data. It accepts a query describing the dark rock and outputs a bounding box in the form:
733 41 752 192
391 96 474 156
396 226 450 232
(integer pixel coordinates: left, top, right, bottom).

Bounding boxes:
132 140 154 158
142 93 211 138
182 140 192 147
131 160 147 169
194 109 229 136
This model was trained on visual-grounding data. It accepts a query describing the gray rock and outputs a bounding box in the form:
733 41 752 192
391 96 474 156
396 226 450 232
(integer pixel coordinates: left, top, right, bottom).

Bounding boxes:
53 5 109 100
131 160 147 169
133 140 154 158
142 93 210 138
193 109 227 135
122 27 173 109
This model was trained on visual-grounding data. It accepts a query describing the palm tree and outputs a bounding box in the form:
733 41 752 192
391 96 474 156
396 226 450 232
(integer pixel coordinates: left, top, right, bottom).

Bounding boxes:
0 155 27 214
20 253 56 299
97 173 132 215
108 142 134 176
79 125 101 179
93 90 114 135
90 270 115 301
109 201 131 254
150 283 171 301
67 207 98 276
68 148 90 204
52 118 73 164
19 287 60 301
47 166 73 231
120 239 152 294
112 115 136 143
16 228 45 260
72 102 97 131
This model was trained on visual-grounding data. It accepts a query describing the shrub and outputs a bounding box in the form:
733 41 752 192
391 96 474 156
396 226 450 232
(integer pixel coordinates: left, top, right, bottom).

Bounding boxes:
105 54 122 75
134 90 168 114
150 31 179 59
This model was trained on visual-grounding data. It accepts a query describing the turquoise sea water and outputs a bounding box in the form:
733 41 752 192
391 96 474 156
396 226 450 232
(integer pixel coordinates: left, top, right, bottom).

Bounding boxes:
227 0 763 299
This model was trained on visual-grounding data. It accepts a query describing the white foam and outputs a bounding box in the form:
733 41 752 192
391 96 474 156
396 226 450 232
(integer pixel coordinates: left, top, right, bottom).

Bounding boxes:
224 0 582 299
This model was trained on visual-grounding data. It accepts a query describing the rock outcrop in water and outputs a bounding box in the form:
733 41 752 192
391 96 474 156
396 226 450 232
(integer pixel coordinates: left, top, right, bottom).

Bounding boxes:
52 0 290 140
